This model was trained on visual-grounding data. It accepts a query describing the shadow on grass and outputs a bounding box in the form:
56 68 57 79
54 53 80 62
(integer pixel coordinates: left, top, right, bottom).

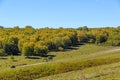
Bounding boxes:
49 43 84 52
45 54 56 57
0 57 8 59
42 54 56 61
25 43 84 60
13 60 18 62
61 43 84 52
26 56 41 59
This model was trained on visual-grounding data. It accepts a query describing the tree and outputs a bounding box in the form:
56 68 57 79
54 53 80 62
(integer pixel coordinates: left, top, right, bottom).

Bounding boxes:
0 40 3 49
3 37 19 55
13 26 20 30
106 31 120 46
117 26 120 29
53 37 64 50
77 26 89 31
0 26 4 29
22 42 34 57
0 49 6 57
62 36 71 48
77 31 88 42
91 29 108 44
34 45 48 56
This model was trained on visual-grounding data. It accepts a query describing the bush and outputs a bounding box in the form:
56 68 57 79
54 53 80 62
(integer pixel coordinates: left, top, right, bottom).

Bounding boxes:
10 65 16 68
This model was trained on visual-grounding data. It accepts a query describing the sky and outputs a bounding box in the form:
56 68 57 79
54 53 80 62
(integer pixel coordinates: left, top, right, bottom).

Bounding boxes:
0 0 120 28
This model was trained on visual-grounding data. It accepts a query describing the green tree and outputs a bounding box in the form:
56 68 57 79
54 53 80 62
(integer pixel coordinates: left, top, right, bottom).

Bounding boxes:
77 31 88 42
3 37 19 55
0 49 6 57
22 42 34 57
34 45 48 56
0 26 4 29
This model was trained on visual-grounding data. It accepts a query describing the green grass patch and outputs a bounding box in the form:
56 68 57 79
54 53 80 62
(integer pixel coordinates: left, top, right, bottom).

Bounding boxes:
0 51 120 80
0 44 119 80
0 44 114 69
38 62 120 80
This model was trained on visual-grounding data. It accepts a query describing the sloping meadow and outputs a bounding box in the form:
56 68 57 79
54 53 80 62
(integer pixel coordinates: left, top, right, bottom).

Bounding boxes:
0 51 120 80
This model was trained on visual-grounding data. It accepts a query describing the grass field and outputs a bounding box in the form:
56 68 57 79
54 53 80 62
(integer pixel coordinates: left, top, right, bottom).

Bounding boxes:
0 56 44 70
0 44 115 69
48 44 116 61
0 44 120 80
36 44 120 80
38 62 120 80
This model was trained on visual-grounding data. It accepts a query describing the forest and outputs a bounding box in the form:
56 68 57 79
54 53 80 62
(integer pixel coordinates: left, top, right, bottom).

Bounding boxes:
0 26 120 57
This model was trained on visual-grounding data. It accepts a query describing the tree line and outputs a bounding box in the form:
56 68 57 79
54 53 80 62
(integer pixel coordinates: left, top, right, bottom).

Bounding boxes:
77 26 120 46
0 25 120 57
0 26 77 57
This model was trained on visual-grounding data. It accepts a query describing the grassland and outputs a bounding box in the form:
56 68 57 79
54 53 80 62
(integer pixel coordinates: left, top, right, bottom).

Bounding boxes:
38 62 120 80
36 44 120 80
0 44 115 69
0 44 120 80
48 44 116 61
0 56 45 70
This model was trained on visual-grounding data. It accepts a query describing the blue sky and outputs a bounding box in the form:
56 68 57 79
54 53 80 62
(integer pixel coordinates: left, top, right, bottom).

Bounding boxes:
0 0 120 28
